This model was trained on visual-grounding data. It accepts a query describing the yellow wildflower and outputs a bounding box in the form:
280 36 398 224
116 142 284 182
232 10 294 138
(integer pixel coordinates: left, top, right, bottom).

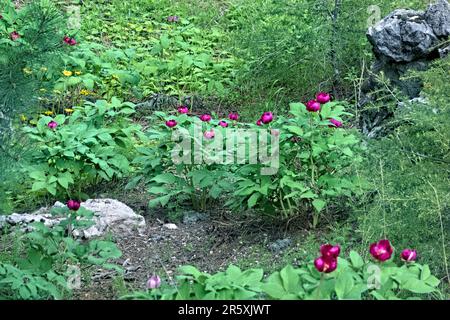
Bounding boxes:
23 68 32 75
39 88 47 93
64 108 74 114
80 89 91 96
29 120 37 125
20 114 27 122
63 70 73 77
44 110 54 116
40 67 48 72
75 71 82 75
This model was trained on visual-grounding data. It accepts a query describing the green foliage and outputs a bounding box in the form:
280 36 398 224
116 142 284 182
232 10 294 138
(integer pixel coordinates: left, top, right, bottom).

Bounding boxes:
80 0 241 99
54 42 140 101
23 97 143 198
0 204 122 300
355 57 450 279
121 250 441 300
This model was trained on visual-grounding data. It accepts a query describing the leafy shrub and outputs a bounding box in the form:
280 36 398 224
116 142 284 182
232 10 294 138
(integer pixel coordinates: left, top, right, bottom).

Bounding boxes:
24 97 144 198
229 99 363 227
127 110 234 213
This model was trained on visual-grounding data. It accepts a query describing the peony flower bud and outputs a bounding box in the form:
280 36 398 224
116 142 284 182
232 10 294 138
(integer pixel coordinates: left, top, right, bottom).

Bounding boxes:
306 100 321 112
218 120 228 128
329 118 342 128
228 112 239 121
401 249 417 262
316 92 331 104
261 112 273 124
370 239 393 262
199 114 212 122
177 106 189 114
47 121 58 129
204 130 215 139
146 275 161 289
67 200 81 211
256 119 262 126
165 119 177 128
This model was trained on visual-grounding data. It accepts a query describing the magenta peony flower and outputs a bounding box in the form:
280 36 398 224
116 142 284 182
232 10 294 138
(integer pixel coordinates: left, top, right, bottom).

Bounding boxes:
370 239 393 262
204 130 215 139
67 200 81 211
199 114 212 122
314 256 337 273
63 36 77 46
165 119 177 128
320 244 341 259
316 92 331 104
218 120 228 128
228 112 239 121
256 119 262 126
401 249 417 262
306 100 321 112
10 31 20 41
147 275 161 289
47 121 58 129
329 118 343 128
177 106 189 114
261 112 273 124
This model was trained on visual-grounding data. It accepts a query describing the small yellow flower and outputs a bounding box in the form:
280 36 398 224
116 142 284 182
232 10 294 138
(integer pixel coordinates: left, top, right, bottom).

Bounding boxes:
80 89 91 96
75 71 82 75
20 114 27 122
29 120 37 125
23 68 32 75
44 110 54 116
40 67 48 72
39 88 47 93
63 70 73 77
64 108 74 114
53 89 61 94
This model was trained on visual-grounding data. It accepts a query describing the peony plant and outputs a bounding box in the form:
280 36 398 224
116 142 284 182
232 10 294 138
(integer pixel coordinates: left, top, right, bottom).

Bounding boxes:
229 93 364 227
121 240 440 300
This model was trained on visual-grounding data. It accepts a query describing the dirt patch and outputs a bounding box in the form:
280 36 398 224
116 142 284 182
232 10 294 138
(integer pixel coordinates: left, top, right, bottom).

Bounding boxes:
73 212 318 300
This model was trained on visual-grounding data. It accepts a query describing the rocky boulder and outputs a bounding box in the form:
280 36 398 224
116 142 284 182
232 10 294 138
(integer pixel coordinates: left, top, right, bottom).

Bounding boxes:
0 199 146 239
366 1 450 98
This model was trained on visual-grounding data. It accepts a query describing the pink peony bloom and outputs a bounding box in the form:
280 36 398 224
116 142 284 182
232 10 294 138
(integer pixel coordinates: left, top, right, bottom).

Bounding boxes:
370 239 393 262
47 121 58 129
204 130 215 139
314 256 337 273
67 200 81 211
320 244 341 259
261 112 273 124
165 119 177 128
228 112 239 121
177 106 189 114
218 120 228 128
199 114 212 122
147 275 161 289
401 249 417 262
316 92 331 104
306 100 321 112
